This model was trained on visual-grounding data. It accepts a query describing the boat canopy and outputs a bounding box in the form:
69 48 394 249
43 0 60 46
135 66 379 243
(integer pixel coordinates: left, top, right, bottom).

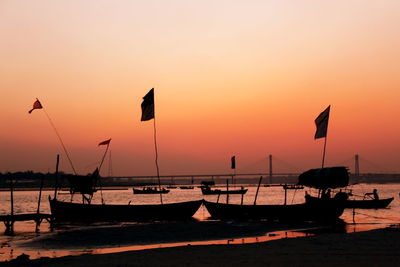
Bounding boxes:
297 166 349 189
67 168 99 195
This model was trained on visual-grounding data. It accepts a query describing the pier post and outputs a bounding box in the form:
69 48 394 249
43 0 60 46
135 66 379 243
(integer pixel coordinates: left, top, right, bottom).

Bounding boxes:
8 173 15 234
54 154 60 200
284 184 287 206
253 176 263 205
226 179 229 204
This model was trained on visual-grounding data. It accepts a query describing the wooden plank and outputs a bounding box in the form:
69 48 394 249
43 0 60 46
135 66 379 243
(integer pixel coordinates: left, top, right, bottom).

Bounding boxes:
0 213 52 222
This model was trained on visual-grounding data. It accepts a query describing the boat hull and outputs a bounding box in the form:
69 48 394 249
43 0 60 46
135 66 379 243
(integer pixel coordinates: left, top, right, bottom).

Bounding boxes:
132 188 170 194
203 198 345 222
201 187 248 195
49 198 203 222
345 197 394 209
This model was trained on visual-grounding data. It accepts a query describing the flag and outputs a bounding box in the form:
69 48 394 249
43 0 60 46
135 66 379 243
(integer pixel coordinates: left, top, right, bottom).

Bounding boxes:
98 138 111 146
314 105 330 139
28 99 43 114
141 88 154 121
231 156 236 169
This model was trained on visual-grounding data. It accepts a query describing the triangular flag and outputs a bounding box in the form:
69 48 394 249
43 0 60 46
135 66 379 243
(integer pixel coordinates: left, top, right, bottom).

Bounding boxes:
28 99 43 114
98 139 111 146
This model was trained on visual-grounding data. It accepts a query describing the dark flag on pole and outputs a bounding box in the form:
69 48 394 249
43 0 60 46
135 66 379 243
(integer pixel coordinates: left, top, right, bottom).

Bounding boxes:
28 99 43 114
141 88 155 121
98 138 111 146
231 156 236 169
314 105 330 139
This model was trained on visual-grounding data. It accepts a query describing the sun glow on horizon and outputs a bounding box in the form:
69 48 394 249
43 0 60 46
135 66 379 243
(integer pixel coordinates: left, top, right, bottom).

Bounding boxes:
1 1 400 175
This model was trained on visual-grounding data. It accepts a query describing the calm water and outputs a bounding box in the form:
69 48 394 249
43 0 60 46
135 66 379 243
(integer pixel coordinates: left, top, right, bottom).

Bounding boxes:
0 183 399 261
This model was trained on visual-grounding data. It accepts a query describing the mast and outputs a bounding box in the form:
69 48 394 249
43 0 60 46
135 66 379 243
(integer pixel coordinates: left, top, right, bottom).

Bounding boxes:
141 88 162 204
29 98 77 175
97 138 111 204
314 105 330 168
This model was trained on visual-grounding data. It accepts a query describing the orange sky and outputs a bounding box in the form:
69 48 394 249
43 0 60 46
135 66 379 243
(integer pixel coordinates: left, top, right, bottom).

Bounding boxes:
1 1 400 175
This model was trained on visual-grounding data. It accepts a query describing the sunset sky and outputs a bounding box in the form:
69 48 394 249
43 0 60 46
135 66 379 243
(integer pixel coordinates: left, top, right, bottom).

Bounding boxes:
1 1 400 176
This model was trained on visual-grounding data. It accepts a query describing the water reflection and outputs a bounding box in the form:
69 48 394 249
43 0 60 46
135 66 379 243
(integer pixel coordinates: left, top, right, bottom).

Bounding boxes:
0 184 399 262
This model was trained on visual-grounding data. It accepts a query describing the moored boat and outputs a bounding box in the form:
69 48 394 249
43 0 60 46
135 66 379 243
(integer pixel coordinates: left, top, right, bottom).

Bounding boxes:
201 186 248 195
179 186 194 190
49 197 202 222
203 197 345 222
306 195 394 209
345 197 394 209
133 187 170 194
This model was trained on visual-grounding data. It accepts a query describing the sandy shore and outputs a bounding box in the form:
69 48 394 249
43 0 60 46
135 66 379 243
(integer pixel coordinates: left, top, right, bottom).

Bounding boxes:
2 224 399 267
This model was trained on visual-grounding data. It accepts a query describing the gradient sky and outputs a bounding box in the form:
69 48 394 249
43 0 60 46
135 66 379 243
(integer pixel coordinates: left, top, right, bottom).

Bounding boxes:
1 1 400 176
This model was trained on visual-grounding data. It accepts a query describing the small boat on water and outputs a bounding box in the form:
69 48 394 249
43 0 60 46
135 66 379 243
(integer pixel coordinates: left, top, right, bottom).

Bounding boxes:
133 187 170 194
304 195 394 209
49 198 202 222
204 167 349 222
345 197 394 209
203 196 346 222
201 186 248 195
179 186 194 190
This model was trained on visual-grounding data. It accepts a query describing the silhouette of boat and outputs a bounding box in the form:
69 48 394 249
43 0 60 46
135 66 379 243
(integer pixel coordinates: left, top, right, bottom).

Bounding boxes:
201 186 248 195
49 198 202 222
203 197 345 221
300 167 394 209
203 167 349 222
50 169 201 222
133 187 170 194
179 186 194 189
344 197 394 209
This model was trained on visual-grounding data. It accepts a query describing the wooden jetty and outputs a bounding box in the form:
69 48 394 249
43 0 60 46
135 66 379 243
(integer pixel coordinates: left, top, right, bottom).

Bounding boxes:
1 154 59 235
1 213 52 234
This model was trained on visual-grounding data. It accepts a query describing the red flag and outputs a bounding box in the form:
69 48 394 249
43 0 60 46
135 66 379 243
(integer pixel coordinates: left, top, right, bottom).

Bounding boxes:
314 105 330 139
98 138 111 146
28 99 43 114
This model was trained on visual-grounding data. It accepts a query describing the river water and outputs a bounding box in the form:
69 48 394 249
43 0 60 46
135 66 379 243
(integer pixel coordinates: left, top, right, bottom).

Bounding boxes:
0 183 399 261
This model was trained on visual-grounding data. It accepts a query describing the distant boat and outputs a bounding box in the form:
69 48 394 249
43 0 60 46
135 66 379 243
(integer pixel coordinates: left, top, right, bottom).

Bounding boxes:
179 186 194 190
49 198 202 222
133 187 170 194
201 186 248 195
201 181 215 186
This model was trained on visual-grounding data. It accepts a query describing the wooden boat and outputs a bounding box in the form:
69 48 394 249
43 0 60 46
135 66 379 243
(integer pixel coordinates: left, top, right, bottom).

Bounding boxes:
305 194 394 209
49 197 203 222
345 197 394 209
203 166 349 222
201 186 248 195
179 186 194 189
133 187 170 194
203 196 345 222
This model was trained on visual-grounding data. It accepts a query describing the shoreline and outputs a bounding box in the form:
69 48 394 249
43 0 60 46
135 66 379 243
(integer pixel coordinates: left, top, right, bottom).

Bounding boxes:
3 225 400 266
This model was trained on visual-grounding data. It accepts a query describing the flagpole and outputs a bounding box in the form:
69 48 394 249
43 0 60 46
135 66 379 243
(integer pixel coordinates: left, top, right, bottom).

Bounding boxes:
98 142 110 174
42 108 77 175
97 142 111 204
321 136 327 168
153 116 163 204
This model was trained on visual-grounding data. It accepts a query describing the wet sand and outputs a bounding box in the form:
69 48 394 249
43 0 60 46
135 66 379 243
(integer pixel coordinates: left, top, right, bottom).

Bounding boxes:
21 220 322 249
3 224 399 266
